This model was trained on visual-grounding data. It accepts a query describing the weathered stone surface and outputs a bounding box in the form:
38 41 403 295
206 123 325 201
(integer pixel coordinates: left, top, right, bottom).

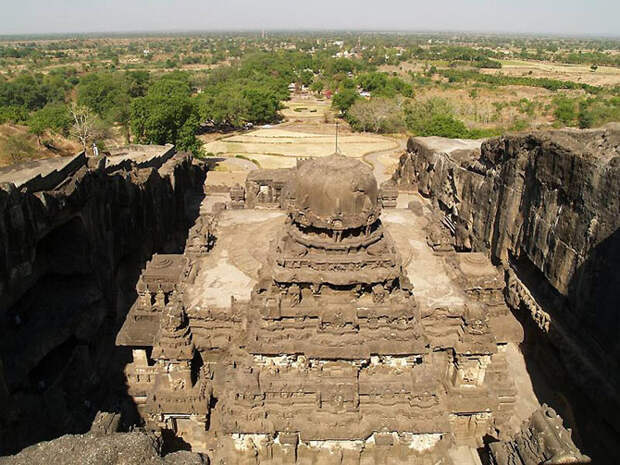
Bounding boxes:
2 127 606 464
392 124 620 462
0 147 207 455
118 154 523 464
0 431 208 465
488 404 591 465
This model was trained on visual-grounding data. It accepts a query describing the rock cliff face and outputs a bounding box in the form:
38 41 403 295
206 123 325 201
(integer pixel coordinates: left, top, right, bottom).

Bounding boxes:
0 150 206 455
392 125 620 463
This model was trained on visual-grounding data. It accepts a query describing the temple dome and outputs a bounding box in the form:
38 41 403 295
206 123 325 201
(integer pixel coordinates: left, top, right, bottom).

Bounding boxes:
289 154 380 230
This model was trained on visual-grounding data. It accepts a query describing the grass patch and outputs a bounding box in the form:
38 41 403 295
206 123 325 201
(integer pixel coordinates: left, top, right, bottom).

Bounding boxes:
235 154 261 167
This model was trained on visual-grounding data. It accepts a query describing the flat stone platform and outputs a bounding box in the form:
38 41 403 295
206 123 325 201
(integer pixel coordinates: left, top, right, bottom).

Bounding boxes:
187 195 467 313
185 209 286 309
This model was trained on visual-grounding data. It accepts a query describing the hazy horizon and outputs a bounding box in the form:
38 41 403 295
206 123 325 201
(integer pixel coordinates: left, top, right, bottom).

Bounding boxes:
1 0 618 37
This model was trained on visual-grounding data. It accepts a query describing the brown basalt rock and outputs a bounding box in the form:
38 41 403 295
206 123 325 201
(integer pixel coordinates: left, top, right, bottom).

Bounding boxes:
392 125 620 462
0 431 208 465
488 404 591 465
378 179 398 208
245 168 293 209
291 154 380 230
118 154 522 463
0 147 207 455
229 183 245 209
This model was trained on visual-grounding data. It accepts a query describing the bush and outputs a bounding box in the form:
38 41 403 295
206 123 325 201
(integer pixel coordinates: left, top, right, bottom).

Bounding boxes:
577 96 620 128
553 96 577 126
0 105 30 123
475 59 502 69
29 103 72 137
405 97 488 139
417 114 470 138
404 97 453 134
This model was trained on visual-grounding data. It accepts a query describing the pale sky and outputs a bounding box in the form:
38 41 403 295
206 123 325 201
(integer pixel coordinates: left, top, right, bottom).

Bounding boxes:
1 0 618 36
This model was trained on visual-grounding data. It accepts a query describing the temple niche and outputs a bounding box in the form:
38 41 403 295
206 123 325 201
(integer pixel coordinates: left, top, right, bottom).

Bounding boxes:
118 154 531 464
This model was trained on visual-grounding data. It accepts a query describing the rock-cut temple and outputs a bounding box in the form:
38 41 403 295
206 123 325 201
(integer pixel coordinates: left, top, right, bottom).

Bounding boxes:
117 154 552 464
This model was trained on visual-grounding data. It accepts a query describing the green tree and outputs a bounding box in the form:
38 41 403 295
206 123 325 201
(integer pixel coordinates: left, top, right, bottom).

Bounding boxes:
242 88 280 124
356 72 388 93
332 88 359 114
0 72 68 110
299 70 314 87
77 72 125 120
198 88 250 128
125 71 151 98
310 80 324 95
130 74 201 155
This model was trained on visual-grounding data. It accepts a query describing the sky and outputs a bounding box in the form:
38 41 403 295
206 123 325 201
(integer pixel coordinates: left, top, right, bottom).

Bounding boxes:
1 0 618 36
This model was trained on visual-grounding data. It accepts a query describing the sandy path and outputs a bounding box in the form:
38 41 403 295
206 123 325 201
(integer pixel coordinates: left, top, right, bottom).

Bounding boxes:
362 137 406 183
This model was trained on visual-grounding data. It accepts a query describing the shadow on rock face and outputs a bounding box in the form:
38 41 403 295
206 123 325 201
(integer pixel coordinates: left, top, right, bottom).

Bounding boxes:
0 154 207 456
513 228 620 465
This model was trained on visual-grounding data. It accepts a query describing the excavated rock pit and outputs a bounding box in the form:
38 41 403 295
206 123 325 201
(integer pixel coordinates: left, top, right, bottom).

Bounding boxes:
0 125 618 464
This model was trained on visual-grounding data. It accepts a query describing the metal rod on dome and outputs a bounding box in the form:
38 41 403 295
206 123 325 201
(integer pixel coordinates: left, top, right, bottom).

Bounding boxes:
335 121 339 153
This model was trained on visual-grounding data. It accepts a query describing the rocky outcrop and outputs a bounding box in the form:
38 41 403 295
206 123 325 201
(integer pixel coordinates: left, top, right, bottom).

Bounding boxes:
488 404 591 465
392 125 620 463
0 149 207 455
0 431 208 465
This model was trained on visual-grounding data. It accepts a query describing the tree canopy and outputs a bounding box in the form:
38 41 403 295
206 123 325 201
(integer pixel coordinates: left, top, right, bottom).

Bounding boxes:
130 73 202 154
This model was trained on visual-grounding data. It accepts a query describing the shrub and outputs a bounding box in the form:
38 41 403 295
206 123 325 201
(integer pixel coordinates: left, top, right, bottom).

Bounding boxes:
553 96 577 126
0 105 30 123
415 114 470 138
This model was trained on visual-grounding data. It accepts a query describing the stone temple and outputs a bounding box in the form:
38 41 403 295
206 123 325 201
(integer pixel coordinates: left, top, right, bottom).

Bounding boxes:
117 154 529 464
3 127 612 464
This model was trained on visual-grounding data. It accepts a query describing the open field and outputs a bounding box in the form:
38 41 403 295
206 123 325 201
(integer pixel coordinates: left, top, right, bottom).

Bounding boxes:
415 84 558 129
483 60 620 87
382 60 620 88
204 128 399 169
201 93 404 175
280 97 331 122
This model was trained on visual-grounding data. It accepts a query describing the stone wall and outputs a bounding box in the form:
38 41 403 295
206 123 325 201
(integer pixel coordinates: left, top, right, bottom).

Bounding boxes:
0 150 206 454
392 124 620 462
